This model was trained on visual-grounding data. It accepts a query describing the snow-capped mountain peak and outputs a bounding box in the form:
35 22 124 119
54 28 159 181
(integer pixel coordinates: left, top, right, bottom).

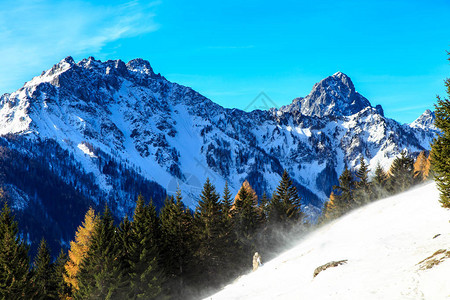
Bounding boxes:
410 109 436 130
280 72 374 118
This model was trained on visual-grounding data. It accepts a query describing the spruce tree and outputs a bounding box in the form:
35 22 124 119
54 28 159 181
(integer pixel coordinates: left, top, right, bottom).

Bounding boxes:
194 178 227 287
333 165 356 214
0 202 31 299
388 151 415 193
231 180 263 272
76 205 123 299
221 182 233 219
126 195 163 299
160 191 194 297
354 156 372 205
431 55 450 207
372 162 388 199
54 249 71 299
268 170 302 227
31 239 58 299
233 182 261 243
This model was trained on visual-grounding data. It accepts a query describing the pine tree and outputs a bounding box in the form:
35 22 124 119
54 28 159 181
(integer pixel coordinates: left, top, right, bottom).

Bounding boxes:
354 156 372 205
64 207 97 293
259 191 270 221
126 195 163 299
221 181 233 219
372 162 388 199
160 191 194 297
54 249 71 299
229 180 265 273
75 205 123 299
194 178 227 287
268 170 302 227
431 55 450 207
0 202 31 299
388 151 415 193
233 181 261 243
116 215 132 298
31 239 58 299
333 166 356 213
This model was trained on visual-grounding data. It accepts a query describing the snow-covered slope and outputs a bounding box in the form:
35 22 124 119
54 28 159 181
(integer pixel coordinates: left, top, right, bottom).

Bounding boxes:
207 182 450 300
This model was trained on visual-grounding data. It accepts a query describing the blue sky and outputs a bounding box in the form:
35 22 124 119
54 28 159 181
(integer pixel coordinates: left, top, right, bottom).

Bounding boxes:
0 0 449 123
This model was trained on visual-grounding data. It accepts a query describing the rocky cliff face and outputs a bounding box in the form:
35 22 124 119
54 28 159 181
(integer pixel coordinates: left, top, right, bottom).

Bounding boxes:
0 57 438 253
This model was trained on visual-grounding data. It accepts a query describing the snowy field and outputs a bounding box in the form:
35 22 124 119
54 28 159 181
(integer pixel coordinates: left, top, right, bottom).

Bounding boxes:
206 182 450 300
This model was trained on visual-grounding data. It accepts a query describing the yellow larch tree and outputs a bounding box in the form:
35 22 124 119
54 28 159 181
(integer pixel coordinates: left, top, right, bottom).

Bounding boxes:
64 207 98 293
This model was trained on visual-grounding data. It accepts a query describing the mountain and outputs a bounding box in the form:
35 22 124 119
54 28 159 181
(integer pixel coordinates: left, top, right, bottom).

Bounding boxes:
279 71 382 118
0 57 438 254
206 182 450 300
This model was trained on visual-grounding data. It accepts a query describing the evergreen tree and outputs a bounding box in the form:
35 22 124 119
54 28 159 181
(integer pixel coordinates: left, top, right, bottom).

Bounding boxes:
221 181 233 219
259 192 270 222
431 56 450 207
31 239 58 299
160 191 194 298
388 151 415 193
194 178 227 287
268 170 302 227
54 249 71 299
333 165 356 214
76 205 123 299
64 207 97 293
372 162 388 199
230 180 264 273
0 202 31 299
354 157 372 205
126 195 163 299
232 181 261 245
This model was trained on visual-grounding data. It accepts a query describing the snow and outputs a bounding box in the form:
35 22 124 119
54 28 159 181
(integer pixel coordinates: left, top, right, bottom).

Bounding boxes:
77 143 97 158
207 182 450 300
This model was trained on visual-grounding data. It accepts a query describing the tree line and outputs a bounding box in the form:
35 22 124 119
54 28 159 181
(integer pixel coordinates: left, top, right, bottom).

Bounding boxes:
0 170 306 299
321 150 432 222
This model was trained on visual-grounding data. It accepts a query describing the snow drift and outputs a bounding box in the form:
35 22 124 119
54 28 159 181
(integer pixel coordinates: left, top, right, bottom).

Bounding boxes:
206 182 450 300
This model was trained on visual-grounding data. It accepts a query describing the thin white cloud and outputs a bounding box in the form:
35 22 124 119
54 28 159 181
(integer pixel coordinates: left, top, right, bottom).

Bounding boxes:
0 0 160 93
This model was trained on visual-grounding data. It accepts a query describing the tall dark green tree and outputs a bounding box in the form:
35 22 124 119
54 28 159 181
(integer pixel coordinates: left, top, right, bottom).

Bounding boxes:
53 249 71 299
388 151 415 194
76 205 124 300
332 165 356 215
232 182 261 249
354 157 372 205
31 239 58 299
431 52 450 208
126 195 163 299
194 178 227 288
0 202 31 299
160 191 194 297
268 170 302 227
372 162 388 199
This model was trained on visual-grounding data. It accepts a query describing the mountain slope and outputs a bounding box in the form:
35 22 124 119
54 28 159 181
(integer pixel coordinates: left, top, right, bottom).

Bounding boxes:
207 182 450 300
0 57 438 254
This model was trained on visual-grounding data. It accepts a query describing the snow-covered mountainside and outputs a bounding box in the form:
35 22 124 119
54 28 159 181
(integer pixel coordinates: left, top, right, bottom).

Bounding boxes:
0 57 438 252
207 182 450 300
